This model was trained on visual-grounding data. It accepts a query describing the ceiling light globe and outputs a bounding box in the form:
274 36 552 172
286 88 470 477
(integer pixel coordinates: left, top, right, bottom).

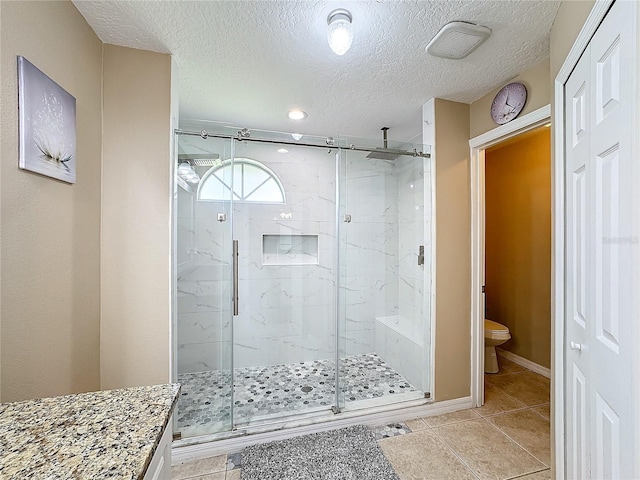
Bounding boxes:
288 110 307 120
178 163 192 174
327 9 353 56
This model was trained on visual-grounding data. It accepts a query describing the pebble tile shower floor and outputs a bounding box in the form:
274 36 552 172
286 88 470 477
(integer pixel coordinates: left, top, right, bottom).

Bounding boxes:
176 353 419 436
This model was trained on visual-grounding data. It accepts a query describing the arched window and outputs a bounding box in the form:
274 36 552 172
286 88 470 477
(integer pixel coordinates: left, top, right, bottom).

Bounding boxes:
197 158 286 203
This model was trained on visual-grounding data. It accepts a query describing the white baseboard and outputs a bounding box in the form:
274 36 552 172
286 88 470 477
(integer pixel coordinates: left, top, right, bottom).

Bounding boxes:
172 396 472 464
496 348 551 378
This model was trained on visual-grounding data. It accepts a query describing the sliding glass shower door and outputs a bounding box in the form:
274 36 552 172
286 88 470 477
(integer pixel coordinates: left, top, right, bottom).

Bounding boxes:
173 127 432 440
174 133 235 438
229 135 339 427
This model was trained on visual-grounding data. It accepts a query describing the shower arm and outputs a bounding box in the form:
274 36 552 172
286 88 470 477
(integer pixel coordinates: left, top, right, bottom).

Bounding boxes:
174 129 430 158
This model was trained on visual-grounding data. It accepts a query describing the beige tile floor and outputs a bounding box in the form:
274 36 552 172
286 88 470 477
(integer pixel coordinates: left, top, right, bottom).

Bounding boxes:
172 359 551 480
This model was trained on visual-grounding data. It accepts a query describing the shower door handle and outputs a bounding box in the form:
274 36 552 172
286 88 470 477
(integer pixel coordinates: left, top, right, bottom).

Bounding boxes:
233 240 239 316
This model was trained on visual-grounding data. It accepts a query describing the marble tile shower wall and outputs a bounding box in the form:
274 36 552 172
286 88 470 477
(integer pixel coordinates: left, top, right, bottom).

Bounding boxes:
373 158 430 390
342 155 399 356
397 159 426 331
177 198 233 374
176 185 195 273
177 146 338 372
232 147 337 368
176 146 429 375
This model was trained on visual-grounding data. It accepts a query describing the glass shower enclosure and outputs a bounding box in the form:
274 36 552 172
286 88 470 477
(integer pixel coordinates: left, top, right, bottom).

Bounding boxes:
173 126 432 440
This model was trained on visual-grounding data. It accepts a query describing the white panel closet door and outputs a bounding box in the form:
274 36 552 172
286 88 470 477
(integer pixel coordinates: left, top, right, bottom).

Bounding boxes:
565 40 590 480
564 0 638 478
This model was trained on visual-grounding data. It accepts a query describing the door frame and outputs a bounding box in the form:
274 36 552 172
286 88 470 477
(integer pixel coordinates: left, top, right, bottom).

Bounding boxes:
469 105 551 412
552 0 615 476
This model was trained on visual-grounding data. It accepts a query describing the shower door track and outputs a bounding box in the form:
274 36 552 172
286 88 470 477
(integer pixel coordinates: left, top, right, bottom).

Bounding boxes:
172 394 466 464
173 396 432 449
174 129 431 158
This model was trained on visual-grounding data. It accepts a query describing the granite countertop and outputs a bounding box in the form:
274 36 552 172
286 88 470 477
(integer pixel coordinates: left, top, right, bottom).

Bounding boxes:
0 383 180 480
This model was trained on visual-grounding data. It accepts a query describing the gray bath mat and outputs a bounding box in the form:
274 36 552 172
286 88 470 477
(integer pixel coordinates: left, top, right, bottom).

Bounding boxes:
241 425 400 480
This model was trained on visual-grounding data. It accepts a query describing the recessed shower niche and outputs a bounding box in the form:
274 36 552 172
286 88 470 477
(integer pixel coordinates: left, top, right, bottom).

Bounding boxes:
173 126 433 441
262 234 319 265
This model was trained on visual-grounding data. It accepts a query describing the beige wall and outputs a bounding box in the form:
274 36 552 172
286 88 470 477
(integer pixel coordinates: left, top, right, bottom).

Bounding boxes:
101 45 172 390
550 1 595 80
485 128 551 368
0 1 102 402
433 99 472 401
431 0 588 394
470 60 551 138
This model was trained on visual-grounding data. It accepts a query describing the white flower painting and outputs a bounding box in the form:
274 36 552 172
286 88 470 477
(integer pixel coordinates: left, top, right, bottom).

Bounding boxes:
18 56 76 184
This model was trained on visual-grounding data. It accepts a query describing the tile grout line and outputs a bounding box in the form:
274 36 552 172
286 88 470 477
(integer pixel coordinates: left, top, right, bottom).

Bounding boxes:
483 414 551 470
477 404 532 418
403 406 547 480
503 467 552 480
481 378 533 412
477 400 551 419
427 420 483 480
450 415 547 475
528 404 551 421
422 412 482 429
480 404 549 419
483 367 551 420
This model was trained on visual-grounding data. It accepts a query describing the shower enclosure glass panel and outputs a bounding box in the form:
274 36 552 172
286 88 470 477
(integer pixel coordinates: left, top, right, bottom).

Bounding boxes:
174 134 234 439
173 127 431 440
230 137 339 427
338 147 430 411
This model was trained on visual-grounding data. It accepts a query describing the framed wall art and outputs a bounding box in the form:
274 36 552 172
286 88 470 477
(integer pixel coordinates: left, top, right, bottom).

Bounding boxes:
18 56 76 184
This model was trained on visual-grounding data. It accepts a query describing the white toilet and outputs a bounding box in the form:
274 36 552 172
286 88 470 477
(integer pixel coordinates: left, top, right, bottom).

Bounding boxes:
484 319 511 373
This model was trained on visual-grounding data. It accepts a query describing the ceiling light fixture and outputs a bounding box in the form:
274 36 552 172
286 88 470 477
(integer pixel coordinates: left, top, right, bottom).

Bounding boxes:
177 162 200 184
288 110 307 120
177 163 191 175
327 8 353 56
277 148 289 154
426 21 491 60
291 133 303 141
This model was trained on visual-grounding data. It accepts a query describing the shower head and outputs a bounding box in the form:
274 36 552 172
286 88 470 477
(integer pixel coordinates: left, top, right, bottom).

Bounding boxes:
366 150 401 161
366 127 401 160
177 153 220 167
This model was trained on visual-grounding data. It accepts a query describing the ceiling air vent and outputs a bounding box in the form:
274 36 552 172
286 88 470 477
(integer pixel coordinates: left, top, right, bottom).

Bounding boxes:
426 21 491 60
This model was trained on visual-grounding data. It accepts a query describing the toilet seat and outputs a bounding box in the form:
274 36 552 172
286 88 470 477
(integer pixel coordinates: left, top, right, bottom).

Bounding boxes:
484 319 509 334
484 319 510 373
484 319 511 340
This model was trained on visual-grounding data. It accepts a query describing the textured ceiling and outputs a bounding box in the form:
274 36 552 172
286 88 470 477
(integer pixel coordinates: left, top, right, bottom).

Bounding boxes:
73 0 560 141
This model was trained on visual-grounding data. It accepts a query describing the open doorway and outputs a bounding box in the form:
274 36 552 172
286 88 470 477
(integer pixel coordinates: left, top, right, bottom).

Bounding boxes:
467 108 553 471
483 125 551 379
469 105 551 407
